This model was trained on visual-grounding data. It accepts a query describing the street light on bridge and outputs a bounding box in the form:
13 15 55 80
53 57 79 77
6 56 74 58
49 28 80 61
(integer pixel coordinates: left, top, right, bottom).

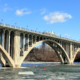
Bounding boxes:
1 19 3 23
36 28 38 31
27 26 28 30
60 34 61 38
15 23 17 26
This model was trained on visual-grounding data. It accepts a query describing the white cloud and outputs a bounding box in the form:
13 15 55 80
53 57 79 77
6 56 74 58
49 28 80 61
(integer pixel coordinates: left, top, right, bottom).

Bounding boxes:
58 33 61 35
15 8 31 16
64 34 70 37
3 8 12 12
43 12 72 24
5 4 8 6
40 8 46 14
3 8 7 12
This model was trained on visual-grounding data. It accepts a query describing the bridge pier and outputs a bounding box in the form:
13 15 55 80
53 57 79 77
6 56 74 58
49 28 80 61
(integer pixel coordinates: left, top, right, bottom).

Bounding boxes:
8 31 11 55
3 30 5 48
23 34 25 55
13 31 21 67
70 43 73 64
26 34 29 50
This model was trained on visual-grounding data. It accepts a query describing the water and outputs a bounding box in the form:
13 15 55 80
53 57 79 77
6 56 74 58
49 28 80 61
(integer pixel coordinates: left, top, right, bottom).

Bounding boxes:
0 62 80 80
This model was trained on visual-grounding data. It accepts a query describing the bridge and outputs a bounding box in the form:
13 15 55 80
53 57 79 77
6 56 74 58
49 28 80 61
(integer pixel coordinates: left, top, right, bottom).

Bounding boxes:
0 23 80 68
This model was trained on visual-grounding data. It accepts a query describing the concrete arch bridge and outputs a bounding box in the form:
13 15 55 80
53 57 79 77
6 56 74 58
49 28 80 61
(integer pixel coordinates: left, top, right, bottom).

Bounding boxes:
0 23 80 68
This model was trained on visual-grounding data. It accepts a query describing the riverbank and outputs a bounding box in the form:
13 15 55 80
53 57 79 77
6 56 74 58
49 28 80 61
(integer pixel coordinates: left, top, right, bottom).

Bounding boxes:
22 61 80 66
22 62 61 66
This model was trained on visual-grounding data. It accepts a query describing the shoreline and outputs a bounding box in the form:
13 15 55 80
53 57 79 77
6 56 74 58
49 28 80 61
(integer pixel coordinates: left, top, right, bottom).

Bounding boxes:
22 62 61 65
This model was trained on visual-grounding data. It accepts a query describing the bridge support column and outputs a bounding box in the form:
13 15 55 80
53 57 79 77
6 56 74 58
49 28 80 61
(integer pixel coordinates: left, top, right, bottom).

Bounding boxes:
72 44 75 59
31 35 33 46
61 42 65 61
3 30 5 48
23 34 25 55
29 35 32 47
26 34 29 50
70 43 73 64
38 36 40 41
8 31 11 55
66 43 70 57
30 35 33 47
0 32 2 46
33 36 35 44
6 32 9 52
14 31 21 68
35 36 37 43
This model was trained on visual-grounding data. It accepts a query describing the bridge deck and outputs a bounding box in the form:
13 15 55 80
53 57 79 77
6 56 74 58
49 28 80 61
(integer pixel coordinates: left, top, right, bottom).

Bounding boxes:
0 23 80 44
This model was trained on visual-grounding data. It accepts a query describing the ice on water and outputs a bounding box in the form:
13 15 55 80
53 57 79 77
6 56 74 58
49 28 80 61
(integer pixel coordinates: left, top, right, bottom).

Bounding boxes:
18 71 34 75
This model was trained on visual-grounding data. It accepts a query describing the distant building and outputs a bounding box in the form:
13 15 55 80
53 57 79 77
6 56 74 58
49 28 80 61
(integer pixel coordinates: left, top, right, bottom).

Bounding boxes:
42 42 46 48
46 44 53 51
42 42 53 51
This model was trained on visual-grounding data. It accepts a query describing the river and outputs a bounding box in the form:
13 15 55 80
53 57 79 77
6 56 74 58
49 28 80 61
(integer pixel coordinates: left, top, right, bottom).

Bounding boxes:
0 62 80 80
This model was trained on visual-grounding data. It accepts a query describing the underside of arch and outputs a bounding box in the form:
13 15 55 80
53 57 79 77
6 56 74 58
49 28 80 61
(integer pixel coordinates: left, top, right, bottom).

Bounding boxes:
0 54 6 67
73 48 80 62
20 40 70 65
0 45 15 67
46 42 64 64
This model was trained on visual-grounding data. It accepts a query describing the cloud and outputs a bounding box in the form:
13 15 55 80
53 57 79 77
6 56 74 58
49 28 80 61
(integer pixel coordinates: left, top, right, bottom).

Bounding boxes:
40 8 46 14
15 8 31 16
5 4 8 6
3 8 7 12
3 8 12 12
43 12 72 24
64 34 70 37
58 33 61 35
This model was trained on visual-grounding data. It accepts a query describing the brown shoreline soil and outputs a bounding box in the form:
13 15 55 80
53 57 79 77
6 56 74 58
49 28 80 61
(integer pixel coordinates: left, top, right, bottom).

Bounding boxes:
24 48 80 62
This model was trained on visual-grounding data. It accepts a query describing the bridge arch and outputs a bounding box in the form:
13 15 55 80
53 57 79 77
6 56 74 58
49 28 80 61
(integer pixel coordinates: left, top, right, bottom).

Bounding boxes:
0 54 6 67
20 40 70 65
0 45 15 67
0 29 3 46
72 48 80 62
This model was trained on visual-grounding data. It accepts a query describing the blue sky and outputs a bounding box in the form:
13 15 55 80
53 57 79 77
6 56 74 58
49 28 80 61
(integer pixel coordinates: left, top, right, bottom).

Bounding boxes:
0 0 80 41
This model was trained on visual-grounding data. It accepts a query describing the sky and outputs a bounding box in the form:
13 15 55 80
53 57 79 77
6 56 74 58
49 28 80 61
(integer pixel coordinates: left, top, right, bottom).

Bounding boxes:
0 0 80 41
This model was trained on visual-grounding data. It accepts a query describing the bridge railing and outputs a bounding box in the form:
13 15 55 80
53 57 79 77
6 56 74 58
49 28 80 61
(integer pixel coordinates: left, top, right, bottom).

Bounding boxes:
0 22 4 25
5 24 10 26
16 26 20 29
21 28 25 30
11 25 15 28
0 22 79 42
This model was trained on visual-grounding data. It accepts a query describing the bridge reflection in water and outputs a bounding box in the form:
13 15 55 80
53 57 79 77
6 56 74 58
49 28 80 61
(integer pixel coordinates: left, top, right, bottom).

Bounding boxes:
0 23 80 68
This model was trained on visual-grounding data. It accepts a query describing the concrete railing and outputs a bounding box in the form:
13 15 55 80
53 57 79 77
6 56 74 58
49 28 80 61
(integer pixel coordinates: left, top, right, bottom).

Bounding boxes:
0 22 79 42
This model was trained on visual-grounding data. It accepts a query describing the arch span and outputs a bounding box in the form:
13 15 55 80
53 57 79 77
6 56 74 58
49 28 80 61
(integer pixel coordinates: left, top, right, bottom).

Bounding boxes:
73 48 80 62
0 45 15 67
0 54 6 67
20 40 70 65
46 42 64 64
